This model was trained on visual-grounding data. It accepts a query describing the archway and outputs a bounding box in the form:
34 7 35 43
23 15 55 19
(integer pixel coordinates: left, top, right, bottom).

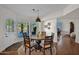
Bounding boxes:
70 22 74 34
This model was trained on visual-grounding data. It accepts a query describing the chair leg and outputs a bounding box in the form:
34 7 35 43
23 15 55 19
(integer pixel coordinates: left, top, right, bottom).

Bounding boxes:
25 47 26 54
50 47 52 55
43 48 45 55
40 48 41 52
29 48 31 55
35 49 37 52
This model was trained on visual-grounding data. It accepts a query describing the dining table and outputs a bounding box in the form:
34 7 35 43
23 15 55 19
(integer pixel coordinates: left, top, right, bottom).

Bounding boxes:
30 36 45 50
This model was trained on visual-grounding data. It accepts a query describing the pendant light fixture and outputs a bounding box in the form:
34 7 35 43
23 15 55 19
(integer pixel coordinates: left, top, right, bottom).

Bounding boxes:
36 9 41 22
32 9 41 22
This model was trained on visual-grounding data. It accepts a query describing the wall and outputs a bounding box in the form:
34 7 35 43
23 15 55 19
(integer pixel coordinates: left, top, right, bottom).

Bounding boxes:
61 18 79 43
43 19 57 42
0 6 24 52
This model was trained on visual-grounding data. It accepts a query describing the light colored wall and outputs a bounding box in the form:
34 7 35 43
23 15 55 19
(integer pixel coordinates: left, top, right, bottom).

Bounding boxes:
61 18 79 43
43 19 57 42
0 6 23 52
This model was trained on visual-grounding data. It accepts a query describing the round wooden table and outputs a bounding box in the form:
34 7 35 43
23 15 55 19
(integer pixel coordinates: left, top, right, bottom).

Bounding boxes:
30 36 45 50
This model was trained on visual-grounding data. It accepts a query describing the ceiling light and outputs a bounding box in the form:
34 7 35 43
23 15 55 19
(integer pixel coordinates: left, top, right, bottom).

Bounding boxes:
32 9 41 22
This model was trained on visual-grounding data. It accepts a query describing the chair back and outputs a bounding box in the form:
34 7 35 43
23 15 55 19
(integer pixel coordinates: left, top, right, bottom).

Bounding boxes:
44 33 54 46
42 33 54 55
23 33 30 47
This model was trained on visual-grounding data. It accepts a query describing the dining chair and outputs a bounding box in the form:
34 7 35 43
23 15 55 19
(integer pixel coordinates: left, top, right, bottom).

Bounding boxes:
42 33 54 55
23 33 35 55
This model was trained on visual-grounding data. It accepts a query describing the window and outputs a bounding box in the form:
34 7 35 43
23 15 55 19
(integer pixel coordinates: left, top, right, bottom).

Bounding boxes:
6 19 14 32
17 22 29 38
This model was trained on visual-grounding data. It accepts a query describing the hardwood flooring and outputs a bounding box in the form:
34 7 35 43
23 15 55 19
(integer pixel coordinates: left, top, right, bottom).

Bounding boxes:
1 35 79 55
57 35 79 55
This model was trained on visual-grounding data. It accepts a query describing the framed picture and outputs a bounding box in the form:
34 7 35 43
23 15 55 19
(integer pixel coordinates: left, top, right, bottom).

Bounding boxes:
48 22 51 26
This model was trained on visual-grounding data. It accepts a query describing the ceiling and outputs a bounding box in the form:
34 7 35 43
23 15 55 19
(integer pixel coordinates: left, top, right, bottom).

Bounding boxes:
1 4 69 19
61 8 79 19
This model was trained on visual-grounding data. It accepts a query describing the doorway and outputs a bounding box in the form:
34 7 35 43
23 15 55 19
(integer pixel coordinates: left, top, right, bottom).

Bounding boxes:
57 18 62 41
70 22 74 34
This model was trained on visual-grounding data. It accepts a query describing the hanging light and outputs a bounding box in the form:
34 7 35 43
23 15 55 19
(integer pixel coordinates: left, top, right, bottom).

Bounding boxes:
36 9 41 22
32 9 41 22
36 16 41 22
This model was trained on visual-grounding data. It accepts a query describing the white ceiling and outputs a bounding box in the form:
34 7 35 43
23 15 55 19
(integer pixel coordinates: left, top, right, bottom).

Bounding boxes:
61 8 79 19
1 4 69 19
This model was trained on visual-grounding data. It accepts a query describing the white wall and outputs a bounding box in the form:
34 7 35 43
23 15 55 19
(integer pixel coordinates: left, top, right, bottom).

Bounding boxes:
74 19 79 43
61 18 79 43
43 19 57 42
0 6 24 52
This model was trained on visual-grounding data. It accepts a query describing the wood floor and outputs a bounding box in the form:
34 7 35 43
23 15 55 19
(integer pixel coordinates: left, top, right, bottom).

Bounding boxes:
57 35 79 55
1 35 79 55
